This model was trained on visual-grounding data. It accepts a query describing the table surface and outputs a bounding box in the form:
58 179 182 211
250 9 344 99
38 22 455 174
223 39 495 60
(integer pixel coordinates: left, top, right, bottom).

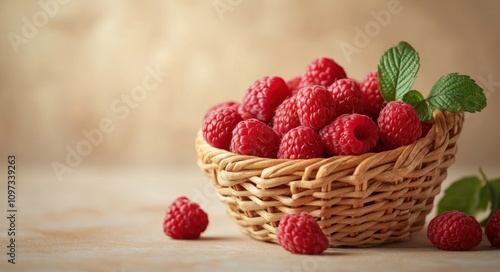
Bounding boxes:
0 164 499 272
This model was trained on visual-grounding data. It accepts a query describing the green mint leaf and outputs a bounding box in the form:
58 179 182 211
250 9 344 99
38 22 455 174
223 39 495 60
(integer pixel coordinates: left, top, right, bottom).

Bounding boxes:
402 90 433 121
437 176 483 215
427 73 487 113
477 184 490 212
480 178 500 226
377 41 420 102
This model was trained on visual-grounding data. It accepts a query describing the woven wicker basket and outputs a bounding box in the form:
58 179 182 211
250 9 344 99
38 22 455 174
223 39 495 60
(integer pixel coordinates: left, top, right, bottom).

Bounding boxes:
196 110 464 247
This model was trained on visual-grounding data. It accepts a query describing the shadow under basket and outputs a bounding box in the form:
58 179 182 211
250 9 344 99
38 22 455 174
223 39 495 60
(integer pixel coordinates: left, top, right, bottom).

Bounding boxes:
195 110 464 247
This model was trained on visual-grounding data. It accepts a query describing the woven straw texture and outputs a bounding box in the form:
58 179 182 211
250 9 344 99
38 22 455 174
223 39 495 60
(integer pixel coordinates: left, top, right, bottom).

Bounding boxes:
196 110 464 247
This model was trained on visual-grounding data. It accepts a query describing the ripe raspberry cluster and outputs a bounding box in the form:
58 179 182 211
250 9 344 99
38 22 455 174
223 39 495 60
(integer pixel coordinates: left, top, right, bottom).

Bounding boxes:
202 57 426 159
427 209 500 251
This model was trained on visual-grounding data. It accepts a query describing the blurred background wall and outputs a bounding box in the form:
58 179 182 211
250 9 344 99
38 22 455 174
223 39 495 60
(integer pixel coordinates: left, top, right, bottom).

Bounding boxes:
0 0 499 175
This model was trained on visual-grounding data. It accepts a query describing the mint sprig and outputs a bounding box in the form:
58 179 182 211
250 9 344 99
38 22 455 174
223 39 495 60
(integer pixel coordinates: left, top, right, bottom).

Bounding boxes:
378 41 487 121
438 168 500 226
378 41 419 102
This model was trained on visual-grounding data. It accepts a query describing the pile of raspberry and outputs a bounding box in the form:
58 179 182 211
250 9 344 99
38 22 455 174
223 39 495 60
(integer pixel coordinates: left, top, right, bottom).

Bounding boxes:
202 57 427 159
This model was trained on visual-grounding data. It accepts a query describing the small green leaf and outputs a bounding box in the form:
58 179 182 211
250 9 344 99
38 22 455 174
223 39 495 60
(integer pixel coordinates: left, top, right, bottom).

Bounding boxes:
402 90 433 121
489 178 500 212
480 178 500 226
476 184 490 212
427 73 487 113
437 176 483 215
377 41 420 102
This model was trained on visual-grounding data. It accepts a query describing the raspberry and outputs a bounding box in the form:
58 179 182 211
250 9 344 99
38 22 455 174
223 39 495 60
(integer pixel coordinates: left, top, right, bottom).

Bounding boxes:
163 196 209 240
377 101 422 149
360 71 385 118
319 114 379 156
485 210 500 247
272 96 300 137
237 104 255 120
286 76 302 95
327 78 364 115
277 212 329 255
300 57 347 88
203 101 240 120
296 86 336 131
421 120 434 138
277 126 324 159
241 76 290 123
202 107 243 150
230 119 280 158
427 210 482 251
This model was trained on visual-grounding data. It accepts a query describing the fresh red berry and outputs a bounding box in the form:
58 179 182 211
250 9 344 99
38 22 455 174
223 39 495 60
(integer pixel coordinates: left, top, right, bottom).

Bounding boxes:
241 76 290 123
427 210 482 251
163 196 209 240
277 212 329 255
237 104 255 120
328 78 364 115
319 114 379 156
272 96 301 137
485 210 500 247
230 119 280 158
300 57 347 88
296 86 336 131
277 126 324 159
360 71 385 118
286 76 302 95
203 101 240 120
421 120 434 138
377 101 422 149
202 107 243 150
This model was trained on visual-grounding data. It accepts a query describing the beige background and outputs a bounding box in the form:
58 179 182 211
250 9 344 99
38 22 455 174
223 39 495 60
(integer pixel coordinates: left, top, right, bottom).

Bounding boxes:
1 0 499 171
1 1 500 271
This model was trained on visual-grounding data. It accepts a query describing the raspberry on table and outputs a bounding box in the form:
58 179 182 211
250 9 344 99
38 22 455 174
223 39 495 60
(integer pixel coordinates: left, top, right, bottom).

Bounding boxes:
427 210 482 251
230 119 280 158
300 57 347 88
328 78 365 116
296 85 336 131
319 114 379 156
277 212 329 255
485 209 500 247
360 71 385 119
203 101 240 120
272 96 301 137
202 107 243 150
277 126 324 159
163 196 209 240
377 101 422 149
241 76 290 123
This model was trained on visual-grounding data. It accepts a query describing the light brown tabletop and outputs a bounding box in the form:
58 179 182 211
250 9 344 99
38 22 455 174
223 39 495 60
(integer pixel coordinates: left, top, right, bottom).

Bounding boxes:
0 164 498 272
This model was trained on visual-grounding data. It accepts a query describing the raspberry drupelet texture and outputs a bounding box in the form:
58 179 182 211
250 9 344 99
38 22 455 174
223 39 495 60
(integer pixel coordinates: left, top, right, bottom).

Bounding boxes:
241 76 290 123
286 76 302 96
328 78 365 116
230 119 280 158
272 96 301 137
427 210 482 251
485 210 500 247
277 212 329 255
277 126 324 159
296 85 336 131
319 114 379 156
360 71 385 119
203 101 240 120
202 107 243 150
300 57 347 88
163 196 209 240
377 101 422 149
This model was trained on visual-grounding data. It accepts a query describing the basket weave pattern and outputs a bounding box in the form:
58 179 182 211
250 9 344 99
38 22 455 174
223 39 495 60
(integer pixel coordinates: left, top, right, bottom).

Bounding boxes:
196 110 464 247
